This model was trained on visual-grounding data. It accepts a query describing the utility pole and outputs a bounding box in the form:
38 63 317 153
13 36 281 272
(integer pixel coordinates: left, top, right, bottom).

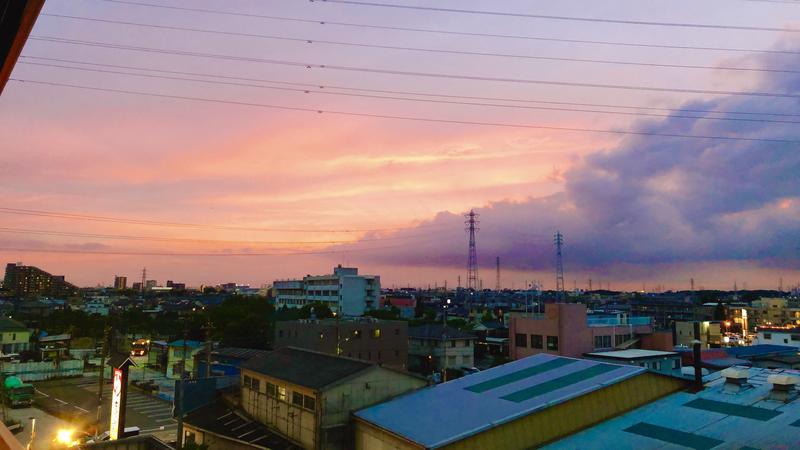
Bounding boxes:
176 326 188 450
691 278 695 293
588 279 592 291
554 231 565 302
495 256 501 291
203 320 214 378
465 209 480 291
96 325 110 435
140 267 146 295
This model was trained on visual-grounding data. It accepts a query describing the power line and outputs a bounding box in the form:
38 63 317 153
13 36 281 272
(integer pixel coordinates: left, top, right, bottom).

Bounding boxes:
0 226 431 245
28 36 800 99
0 242 416 257
318 0 800 33
21 55 800 119
10 78 800 144
38 14 800 75
0 207 439 233
95 0 800 56
20 59 800 125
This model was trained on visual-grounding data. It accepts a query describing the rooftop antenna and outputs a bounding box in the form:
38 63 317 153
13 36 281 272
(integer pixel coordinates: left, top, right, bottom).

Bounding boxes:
554 231 565 302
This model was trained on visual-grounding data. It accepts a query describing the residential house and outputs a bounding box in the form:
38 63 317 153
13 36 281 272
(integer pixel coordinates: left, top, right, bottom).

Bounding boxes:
0 317 30 354
166 340 203 379
407 324 477 373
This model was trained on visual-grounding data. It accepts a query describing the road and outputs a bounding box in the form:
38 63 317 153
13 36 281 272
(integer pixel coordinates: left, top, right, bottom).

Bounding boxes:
32 374 177 443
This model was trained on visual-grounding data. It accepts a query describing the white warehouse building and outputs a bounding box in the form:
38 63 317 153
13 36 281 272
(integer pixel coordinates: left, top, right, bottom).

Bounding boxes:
273 265 380 316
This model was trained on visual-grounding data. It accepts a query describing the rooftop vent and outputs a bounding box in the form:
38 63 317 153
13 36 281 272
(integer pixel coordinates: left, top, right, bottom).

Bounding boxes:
767 374 800 403
720 367 750 393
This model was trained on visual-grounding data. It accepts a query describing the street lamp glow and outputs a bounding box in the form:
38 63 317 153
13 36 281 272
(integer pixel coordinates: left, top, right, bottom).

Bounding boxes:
55 428 78 446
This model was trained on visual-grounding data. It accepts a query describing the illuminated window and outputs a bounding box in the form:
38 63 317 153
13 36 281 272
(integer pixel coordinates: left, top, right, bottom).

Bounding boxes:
277 386 286 401
372 329 381 338
547 336 559 351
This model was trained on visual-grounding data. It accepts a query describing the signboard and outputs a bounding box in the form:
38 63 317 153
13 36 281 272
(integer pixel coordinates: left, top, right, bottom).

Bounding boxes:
109 367 123 440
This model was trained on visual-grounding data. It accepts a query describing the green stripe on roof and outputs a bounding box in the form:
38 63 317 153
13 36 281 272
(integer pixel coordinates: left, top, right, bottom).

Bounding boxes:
624 422 723 450
684 398 781 421
499 363 620 403
465 358 577 393
790 418 800 427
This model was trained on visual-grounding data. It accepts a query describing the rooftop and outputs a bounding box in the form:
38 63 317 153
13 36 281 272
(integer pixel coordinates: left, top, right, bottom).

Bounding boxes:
212 347 270 361
240 347 374 389
355 354 644 449
167 340 203 348
408 324 477 340
546 366 800 449
585 349 678 360
0 317 27 332
183 400 299 450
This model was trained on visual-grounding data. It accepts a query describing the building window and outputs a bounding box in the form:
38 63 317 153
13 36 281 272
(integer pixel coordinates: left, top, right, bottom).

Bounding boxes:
530 335 543 348
303 395 316 411
277 386 287 401
251 378 260 392
278 330 283 338
594 335 611 349
372 329 381 338
673 359 680 369
395 328 400 335
267 382 277 397
451 340 456 348
394 350 399 357
292 392 304 407
764 333 772 339
547 336 559 351
243 375 252 389
515 333 527 348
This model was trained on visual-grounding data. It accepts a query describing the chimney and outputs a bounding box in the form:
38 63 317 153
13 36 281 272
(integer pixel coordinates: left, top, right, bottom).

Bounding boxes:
720 367 750 393
767 374 799 402
691 339 703 392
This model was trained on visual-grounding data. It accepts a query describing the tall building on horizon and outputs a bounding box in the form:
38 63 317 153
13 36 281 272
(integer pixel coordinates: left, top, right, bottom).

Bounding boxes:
114 275 127 290
273 265 380 316
3 262 78 299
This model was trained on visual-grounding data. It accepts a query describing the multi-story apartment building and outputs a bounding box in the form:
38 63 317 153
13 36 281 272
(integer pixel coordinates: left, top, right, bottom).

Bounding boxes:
509 303 667 360
3 263 78 299
273 265 380 316
113 275 127 290
407 324 476 373
274 317 408 368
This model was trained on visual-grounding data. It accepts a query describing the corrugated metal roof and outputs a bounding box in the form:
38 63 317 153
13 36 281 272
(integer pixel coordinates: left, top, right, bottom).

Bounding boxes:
355 354 643 448
546 366 800 449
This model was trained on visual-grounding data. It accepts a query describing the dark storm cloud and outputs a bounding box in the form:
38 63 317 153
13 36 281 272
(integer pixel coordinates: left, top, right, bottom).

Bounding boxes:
345 39 800 272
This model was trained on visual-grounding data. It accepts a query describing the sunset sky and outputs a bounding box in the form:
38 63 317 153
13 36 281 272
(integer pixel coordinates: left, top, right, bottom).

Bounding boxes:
2 0 799 290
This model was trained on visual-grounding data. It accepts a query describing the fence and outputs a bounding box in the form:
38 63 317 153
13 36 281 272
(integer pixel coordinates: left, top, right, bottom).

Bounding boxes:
0 360 83 381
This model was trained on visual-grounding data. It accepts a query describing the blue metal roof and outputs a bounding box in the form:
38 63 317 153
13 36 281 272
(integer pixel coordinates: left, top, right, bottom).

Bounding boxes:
546 366 800 449
355 354 643 448
725 344 797 358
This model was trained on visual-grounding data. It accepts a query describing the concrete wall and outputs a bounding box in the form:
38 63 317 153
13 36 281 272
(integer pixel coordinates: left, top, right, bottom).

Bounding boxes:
408 338 475 371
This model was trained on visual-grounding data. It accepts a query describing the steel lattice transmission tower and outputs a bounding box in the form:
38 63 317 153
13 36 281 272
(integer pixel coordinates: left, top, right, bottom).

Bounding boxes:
465 209 480 291
554 231 565 301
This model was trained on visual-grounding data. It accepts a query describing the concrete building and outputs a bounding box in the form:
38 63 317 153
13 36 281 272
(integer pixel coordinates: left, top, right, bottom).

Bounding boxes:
674 320 723 348
629 295 696 329
274 318 408 368
583 349 681 375
509 303 663 360
3 262 78 299
273 265 380 316
753 326 800 348
240 347 427 450
166 339 204 379
407 324 476 373
0 317 30 354
113 275 127 290
547 366 800 449
354 353 686 450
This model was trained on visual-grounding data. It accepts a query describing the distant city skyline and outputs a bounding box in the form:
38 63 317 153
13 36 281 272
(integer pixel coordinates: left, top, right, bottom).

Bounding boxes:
1 1 799 289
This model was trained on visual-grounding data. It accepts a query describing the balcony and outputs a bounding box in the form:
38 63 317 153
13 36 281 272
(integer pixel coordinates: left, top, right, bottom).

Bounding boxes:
586 316 652 327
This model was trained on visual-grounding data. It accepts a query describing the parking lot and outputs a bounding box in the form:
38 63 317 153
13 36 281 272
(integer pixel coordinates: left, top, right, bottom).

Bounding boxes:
33 374 177 443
